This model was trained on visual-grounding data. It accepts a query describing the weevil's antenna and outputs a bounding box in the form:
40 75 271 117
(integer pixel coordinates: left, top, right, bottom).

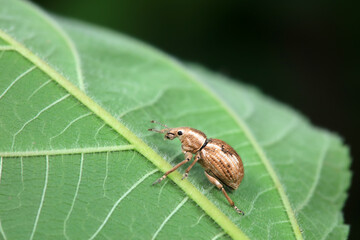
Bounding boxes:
148 128 165 133
150 120 169 128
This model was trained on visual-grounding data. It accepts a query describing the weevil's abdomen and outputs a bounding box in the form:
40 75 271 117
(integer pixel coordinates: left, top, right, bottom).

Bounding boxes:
199 139 244 189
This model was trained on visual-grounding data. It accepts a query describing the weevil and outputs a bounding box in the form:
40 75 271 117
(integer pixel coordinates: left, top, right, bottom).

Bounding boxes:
149 120 245 214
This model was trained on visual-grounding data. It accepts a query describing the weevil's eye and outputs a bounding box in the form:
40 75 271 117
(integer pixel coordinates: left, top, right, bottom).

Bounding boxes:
177 131 183 135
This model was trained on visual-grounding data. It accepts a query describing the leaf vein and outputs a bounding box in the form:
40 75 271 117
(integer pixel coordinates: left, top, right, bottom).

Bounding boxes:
0 65 36 100
151 197 189 240
191 213 206 227
267 220 291 239
246 187 276 215
64 153 84 240
11 94 70 150
211 231 226 240
27 79 51 100
0 156 2 184
261 117 299 147
295 134 330 211
0 145 135 157
157 179 169 206
94 123 106 144
29 155 49 240
320 213 339 240
118 88 170 119
22 0 85 91
0 46 14 50
0 219 7 240
102 151 109 196
20 156 24 185
89 169 158 240
49 112 93 145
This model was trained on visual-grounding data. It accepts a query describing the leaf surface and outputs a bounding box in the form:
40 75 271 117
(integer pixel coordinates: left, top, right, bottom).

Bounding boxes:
0 1 351 239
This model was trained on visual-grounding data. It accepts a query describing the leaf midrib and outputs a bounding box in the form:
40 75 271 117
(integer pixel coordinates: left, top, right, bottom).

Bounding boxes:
0 30 248 240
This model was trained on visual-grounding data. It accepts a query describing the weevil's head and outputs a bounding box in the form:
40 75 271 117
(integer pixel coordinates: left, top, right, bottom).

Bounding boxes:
162 127 188 140
148 121 207 153
148 121 186 141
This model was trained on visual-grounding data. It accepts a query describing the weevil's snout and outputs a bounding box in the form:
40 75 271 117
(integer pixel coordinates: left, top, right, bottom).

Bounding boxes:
164 131 176 140
148 128 176 140
149 121 184 141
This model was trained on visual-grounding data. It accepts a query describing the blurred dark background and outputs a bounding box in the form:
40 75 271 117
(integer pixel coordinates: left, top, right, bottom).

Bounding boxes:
31 0 359 238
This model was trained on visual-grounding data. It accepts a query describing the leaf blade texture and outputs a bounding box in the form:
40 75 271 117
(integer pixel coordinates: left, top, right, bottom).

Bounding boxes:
0 1 351 239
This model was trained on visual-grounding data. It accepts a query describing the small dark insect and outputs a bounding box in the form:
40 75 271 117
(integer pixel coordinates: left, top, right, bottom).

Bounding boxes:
149 120 245 214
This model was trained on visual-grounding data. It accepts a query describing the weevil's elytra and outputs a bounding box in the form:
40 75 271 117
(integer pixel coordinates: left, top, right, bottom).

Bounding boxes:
148 120 245 215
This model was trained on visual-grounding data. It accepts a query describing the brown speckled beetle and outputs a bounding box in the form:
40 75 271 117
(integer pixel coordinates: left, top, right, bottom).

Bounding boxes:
149 121 244 214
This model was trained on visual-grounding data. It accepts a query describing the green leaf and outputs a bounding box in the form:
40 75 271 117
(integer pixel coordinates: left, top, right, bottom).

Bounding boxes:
0 1 351 239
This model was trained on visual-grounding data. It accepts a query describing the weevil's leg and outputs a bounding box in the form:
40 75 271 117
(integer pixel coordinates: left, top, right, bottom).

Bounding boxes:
182 152 201 180
204 171 244 215
152 152 193 185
